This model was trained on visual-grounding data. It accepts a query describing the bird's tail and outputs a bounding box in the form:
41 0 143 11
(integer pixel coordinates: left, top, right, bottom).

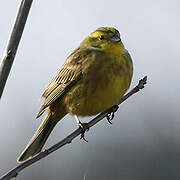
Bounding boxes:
17 109 66 162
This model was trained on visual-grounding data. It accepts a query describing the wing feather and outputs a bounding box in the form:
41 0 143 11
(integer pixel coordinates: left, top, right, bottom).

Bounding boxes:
37 48 88 118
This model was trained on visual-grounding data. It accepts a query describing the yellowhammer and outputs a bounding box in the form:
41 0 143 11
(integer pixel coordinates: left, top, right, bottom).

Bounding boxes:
18 27 133 162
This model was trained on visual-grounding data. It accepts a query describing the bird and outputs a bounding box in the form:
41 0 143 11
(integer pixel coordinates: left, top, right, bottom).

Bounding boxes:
17 27 133 162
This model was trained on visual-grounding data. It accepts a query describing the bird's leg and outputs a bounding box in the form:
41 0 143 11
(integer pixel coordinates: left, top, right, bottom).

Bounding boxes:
74 115 89 142
106 105 119 124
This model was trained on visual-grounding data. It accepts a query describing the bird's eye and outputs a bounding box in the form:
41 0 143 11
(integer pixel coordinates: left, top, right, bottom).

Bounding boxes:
99 35 105 40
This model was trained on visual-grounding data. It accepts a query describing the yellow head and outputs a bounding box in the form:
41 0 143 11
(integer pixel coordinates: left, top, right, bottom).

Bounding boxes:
80 27 125 53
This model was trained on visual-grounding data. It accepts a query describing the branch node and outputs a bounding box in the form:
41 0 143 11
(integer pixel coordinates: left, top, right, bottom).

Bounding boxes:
44 149 49 155
7 50 12 56
67 140 72 144
66 137 72 144
136 76 147 91
14 172 18 178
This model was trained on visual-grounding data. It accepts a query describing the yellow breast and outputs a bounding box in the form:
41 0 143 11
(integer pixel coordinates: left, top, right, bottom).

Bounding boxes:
64 51 133 116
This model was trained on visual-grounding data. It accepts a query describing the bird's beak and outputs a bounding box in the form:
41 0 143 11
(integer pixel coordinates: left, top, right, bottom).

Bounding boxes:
110 34 121 42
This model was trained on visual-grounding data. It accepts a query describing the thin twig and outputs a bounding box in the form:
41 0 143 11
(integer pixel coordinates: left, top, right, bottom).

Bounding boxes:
0 76 147 180
0 0 33 99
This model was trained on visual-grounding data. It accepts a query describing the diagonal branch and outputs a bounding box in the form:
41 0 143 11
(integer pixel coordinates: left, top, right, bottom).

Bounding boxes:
0 0 33 99
0 76 147 180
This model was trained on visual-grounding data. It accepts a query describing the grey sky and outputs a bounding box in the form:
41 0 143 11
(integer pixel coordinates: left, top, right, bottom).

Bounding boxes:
0 0 180 179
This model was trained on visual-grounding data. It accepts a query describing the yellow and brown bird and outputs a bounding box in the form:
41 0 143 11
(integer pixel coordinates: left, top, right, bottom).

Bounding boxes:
17 27 133 162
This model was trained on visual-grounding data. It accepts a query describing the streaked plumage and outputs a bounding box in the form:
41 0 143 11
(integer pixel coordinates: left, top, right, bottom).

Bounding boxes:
17 27 133 162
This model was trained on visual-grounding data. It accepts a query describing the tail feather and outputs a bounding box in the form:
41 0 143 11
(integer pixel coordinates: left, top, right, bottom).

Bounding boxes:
18 112 61 162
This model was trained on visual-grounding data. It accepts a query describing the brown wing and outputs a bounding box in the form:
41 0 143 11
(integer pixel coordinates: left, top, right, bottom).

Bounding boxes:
36 47 89 118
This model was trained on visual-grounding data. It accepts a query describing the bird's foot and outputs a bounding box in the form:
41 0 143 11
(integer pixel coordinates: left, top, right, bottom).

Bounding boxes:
106 105 119 124
78 122 89 142
74 115 89 142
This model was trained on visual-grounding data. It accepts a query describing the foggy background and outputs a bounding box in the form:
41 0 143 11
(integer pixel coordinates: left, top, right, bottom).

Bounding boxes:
0 0 180 179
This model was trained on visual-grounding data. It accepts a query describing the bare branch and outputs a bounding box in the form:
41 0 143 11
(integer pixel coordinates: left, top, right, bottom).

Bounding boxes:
0 0 33 99
0 76 147 180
